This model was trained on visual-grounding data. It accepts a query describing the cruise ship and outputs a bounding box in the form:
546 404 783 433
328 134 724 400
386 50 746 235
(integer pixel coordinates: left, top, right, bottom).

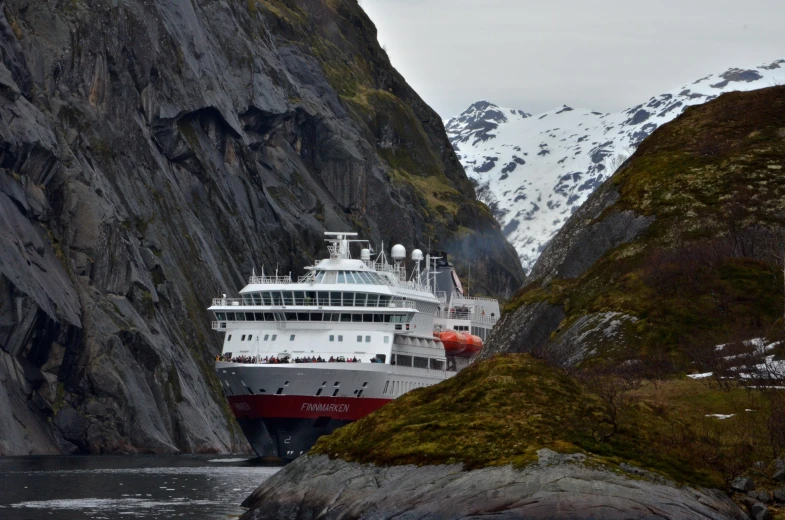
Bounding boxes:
209 232 500 460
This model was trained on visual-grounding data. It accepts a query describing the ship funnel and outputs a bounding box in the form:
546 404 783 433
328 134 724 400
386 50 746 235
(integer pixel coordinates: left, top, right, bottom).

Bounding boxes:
391 244 406 261
411 249 423 261
360 248 371 261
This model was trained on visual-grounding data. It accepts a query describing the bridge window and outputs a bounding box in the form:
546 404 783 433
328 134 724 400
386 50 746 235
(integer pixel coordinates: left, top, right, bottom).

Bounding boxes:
413 357 428 369
384 336 389 343
352 314 362 323
311 313 323 321
363 314 372 323
271 292 282 305
396 355 412 367
340 314 351 323
367 294 378 307
297 312 309 321
343 292 355 306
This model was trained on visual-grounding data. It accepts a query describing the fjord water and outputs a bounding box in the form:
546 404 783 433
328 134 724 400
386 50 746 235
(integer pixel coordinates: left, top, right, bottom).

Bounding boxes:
0 455 281 519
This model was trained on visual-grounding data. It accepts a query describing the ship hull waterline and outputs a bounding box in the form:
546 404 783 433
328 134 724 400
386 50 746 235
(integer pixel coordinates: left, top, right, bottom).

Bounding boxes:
228 394 392 460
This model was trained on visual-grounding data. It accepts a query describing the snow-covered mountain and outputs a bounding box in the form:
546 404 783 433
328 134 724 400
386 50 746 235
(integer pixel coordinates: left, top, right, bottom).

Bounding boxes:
447 60 785 272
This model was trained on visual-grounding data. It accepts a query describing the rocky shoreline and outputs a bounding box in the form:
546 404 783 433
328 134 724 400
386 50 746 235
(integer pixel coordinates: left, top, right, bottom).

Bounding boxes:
240 452 746 520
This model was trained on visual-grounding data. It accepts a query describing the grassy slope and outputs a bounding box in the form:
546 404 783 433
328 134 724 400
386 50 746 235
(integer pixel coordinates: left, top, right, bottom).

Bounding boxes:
506 86 785 361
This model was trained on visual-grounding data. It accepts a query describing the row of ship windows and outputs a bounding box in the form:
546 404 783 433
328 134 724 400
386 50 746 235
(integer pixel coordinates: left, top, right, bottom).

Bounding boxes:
313 271 388 285
392 354 445 371
383 380 431 395
227 333 391 344
242 291 396 307
215 312 412 323
230 378 371 398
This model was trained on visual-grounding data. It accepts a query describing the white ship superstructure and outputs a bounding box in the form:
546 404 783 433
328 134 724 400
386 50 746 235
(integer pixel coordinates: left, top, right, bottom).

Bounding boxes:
209 232 500 459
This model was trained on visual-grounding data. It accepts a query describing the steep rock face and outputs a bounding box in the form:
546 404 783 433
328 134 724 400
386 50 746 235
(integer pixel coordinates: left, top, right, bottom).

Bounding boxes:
483 86 785 366
241 450 745 519
0 0 523 455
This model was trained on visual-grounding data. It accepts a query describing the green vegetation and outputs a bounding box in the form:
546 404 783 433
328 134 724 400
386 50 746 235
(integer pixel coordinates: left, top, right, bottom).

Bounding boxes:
505 87 785 360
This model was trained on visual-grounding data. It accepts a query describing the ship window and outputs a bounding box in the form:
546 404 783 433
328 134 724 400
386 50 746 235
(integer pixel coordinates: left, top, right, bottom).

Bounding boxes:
317 292 328 305
290 335 295 341
330 292 340 306
241 335 246 341
271 292 282 305
271 335 277 341
255 313 263 321
365 335 371 342
332 389 339 397
262 292 272 305
396 355 412 367
297 313 309 321
246 387 254 395
329 335 334 342
311 313 323 321
395 325 402 330
384 336 389 344
226 313 236 321
314 271 326 283
352 314 362 323
283 292 294 305
306 291 316 305
363 314 372 322
322 381 327 386
215 312 226 321
252 293 262 305
384 315 392 323
357 335 362 343
337 272 346 284
343 292 355 306
247 335 253 341
413 357 428 369
284 380 290 386
316 388 323 396
227 335 232 341
430 359 445 370
259 388 266 393
285 312 296 321
340 314 351 323
276 388 284 395
245 312 254 321
355 293 367 306
264 313 274 321
362 382 368 387
242 294 252 305
357 390 364 398
338 335 343 342
331 313 340 322
294 291 305 304
383 381 389 394
334 381 340 386
264 334 269 341
367 294 378 307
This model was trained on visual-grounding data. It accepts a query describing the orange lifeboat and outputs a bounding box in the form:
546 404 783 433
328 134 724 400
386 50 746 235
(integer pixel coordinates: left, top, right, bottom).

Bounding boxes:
437 330 469 357
465 334 483 356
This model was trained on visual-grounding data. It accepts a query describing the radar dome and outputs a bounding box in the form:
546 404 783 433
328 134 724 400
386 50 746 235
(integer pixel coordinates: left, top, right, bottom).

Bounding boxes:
391 244 406 261
411 249 424 261
360 248 371 261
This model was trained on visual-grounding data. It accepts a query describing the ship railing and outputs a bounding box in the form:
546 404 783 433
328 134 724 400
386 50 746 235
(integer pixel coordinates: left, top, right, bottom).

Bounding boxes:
247 275 293 284
432 310 498 324
211 298 418 309
211 321 227 330
452 295 498 303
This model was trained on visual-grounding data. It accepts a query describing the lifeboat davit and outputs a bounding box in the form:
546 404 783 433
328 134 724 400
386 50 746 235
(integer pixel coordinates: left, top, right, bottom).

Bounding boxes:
465 334 483 355
437 330 470 357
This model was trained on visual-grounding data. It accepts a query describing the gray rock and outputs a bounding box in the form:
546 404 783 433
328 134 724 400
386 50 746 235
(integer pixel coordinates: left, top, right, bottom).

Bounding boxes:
242 454 746 520
731 477 755 492
749 501 770 520
748 490 771 503
773 467 785 482
773 487 785 502
0 0 525 455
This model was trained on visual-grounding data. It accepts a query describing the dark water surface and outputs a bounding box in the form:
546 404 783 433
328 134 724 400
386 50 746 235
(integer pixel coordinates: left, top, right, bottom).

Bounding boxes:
0 455 281 519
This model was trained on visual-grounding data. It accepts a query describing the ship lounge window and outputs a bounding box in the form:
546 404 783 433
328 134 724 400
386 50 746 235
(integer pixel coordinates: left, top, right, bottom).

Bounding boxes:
363 314 372 323
329 335 334 342
262 292 272 305
290 335 296 341
255 313 263 321
374 314 383 322
430 359 445 370
355 293 367 306
252 293 262 305
271 292 283 305
367 294 378 307
340 314 351 323
264 334 269 341
245 312 254 321
283 292 294 305
331 313 340 322
352 314 362 323
343 292 355 306
413 357 428 369
396 355 412 367
264 313 274 321
384 336 389 344
317 292 328 305
294 291 305 304
297 312 309 321
285 312 296 321
311 313 323 321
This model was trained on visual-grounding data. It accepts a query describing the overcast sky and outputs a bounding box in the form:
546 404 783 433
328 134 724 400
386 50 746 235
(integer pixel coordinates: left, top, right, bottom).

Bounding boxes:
360 0 785 118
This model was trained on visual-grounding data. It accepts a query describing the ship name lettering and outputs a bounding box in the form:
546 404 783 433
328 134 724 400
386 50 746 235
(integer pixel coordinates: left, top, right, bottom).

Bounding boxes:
300 402 350 413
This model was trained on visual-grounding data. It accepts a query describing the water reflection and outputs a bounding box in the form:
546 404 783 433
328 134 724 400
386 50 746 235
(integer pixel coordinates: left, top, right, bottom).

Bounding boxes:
0 455 281 519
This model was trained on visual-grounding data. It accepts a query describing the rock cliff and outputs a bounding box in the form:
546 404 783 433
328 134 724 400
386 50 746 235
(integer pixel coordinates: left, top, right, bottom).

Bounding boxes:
0 0 524 455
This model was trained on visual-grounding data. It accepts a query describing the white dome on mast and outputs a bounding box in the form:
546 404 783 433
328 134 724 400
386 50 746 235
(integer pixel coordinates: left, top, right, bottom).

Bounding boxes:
411 249 423 261
391 244 406 261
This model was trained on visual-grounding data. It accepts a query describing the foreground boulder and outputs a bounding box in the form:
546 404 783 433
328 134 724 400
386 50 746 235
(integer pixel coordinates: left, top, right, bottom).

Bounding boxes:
242 453 746 520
